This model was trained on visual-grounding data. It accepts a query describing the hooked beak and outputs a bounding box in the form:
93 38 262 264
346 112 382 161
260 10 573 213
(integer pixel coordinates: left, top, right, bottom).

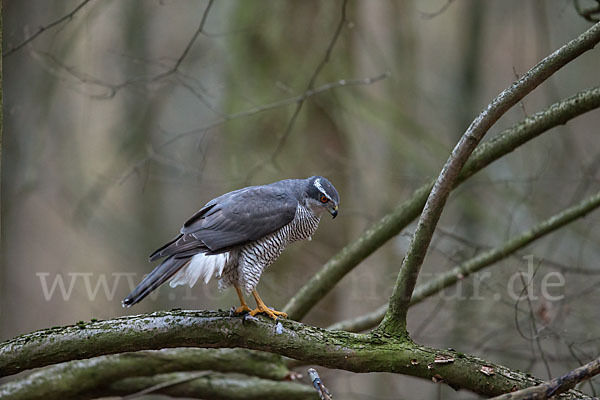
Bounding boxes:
329 205 338 219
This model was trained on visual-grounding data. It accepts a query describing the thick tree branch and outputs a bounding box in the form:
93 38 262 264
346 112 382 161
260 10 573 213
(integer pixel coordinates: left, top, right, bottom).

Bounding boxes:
378 21 600 334
284 85 600 321
103 372 318 400
491 357 600 400
0 311 591 398
328 189 600 332
0 348 288 400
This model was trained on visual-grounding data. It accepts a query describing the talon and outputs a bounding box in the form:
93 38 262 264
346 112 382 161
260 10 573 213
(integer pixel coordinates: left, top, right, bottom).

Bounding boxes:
233 286 252 316
248 289 287 320
234 305 252 314
249 305 287 320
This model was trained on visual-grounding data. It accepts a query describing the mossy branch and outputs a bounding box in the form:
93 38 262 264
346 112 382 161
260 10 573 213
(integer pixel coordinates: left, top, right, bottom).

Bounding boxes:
284 83 600 322
0 348 289 400
328 189 600 332
0 311 591 398
99 372 319 400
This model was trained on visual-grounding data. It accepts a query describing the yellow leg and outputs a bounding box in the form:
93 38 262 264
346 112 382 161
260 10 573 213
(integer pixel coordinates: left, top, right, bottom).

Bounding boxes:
234 286 252 314
249 289 287 320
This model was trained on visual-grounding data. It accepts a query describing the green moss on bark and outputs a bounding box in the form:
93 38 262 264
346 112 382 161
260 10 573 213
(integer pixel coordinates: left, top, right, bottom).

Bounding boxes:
0 310 590 398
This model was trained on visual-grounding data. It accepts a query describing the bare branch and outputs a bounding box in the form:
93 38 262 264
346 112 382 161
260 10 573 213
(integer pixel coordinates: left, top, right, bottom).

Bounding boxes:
379 21 600 334
0 310 591 398
283 85 600 321
328 189 600 332
420 0 457 20
246 0 349 180
106 0 216 92
517 266 553 379
490 357 600 399
118 72 388 183
26 1 215 99
4 0 94 58
172 0 214 72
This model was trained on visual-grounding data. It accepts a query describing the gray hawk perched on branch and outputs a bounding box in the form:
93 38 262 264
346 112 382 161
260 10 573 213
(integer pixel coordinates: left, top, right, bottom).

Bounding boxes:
123 176 340 319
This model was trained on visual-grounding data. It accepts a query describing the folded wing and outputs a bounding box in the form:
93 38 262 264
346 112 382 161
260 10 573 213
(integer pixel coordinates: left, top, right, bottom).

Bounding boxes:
150 185 298 260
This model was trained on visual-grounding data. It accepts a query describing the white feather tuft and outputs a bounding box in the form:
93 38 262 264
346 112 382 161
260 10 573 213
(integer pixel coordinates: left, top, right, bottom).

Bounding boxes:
169 253 228 288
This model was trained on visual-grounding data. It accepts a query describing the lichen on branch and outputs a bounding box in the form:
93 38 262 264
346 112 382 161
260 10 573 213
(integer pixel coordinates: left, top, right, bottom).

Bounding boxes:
0 311 591 398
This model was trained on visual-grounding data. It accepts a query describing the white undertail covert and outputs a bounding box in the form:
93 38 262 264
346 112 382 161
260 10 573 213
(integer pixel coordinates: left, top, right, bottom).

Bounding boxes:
169 252 229 288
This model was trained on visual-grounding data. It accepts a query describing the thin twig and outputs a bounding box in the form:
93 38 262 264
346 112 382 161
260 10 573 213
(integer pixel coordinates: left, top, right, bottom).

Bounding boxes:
70 72 386 225
172 0 214 72
122 371 210 400
4 0 94 58
28 1 215 99
118 72 388 184
420 0 456 20
490 357 600 399
517 263 553 379
273 0 348 156
245 0 350 181
112 0 215 90
308 368 333 400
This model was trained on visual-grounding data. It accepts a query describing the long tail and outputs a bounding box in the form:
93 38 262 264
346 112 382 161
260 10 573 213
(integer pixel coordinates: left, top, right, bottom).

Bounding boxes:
122 256 189 308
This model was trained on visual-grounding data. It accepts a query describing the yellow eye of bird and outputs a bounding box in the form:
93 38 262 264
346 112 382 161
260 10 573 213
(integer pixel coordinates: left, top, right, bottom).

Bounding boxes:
320 195 328 203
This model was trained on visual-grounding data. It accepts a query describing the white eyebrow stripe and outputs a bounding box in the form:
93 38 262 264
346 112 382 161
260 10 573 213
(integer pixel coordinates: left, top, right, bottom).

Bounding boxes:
314 178 333 200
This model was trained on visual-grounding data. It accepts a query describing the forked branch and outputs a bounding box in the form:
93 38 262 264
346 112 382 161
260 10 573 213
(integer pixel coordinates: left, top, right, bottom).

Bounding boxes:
284 85 600 321
379 21 600 334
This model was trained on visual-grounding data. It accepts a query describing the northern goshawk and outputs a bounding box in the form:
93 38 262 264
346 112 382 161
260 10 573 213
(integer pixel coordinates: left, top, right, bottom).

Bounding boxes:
122 176 339 319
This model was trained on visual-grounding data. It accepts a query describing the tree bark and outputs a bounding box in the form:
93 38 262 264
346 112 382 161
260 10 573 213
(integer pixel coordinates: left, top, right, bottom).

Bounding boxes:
0 348 289 399
490 357 600 400
0 311 591 398
97 372 318 400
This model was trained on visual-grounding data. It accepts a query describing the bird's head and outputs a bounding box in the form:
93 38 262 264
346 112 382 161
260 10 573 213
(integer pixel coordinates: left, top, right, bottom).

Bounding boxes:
305 176 340 218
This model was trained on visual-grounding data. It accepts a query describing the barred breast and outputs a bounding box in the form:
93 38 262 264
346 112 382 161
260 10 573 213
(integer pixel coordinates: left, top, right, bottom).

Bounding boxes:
219 204 320 293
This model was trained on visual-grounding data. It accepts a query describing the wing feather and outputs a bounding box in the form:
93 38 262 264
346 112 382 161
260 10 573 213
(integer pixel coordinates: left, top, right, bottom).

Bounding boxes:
181 186 298 251
150 184 298 260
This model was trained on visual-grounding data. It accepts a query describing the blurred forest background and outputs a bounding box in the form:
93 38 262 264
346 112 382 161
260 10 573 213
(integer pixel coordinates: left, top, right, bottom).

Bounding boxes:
2 0 600 398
